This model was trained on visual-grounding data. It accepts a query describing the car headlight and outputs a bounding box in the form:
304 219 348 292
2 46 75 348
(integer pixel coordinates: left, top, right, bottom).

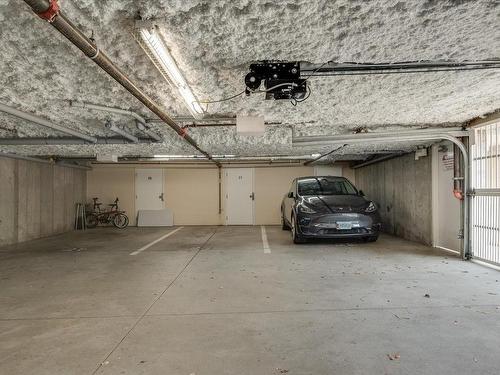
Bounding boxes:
365 201 377 213
299 204 317 214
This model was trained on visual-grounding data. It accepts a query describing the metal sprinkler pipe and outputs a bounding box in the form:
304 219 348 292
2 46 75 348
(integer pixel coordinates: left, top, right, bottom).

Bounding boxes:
22 0 219 166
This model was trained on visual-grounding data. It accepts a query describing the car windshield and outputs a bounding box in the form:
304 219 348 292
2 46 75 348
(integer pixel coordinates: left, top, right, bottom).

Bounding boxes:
297 177 358 196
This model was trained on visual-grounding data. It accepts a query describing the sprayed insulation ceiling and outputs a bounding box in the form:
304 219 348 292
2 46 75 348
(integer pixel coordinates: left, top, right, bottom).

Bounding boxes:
0 0 499 159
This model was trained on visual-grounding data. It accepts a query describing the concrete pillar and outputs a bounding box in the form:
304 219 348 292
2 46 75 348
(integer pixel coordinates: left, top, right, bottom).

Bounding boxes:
0 157 18 246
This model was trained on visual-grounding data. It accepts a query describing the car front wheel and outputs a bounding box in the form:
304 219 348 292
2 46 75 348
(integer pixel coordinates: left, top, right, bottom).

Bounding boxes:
291 215 306 244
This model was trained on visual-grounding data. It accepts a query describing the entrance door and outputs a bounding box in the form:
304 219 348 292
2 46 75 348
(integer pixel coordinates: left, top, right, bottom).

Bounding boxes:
431 142 461 252
135 169 164 211
225 168 254 225
470 121 500 265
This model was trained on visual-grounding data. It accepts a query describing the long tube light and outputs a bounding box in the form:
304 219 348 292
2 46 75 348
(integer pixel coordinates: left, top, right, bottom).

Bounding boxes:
137 24 204 119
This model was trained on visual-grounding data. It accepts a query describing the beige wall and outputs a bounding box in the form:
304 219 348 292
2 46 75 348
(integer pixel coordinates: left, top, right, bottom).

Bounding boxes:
254 166 313 224
87 164 356 226
86 167 136 224
87 165 221 226
165 168 220 225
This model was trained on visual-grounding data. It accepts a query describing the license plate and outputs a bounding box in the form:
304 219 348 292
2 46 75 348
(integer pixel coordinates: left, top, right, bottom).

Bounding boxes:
337 222 353 230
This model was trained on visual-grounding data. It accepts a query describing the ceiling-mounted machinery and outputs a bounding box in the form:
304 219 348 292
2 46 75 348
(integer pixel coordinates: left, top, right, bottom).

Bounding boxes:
245 61 306 100
244 59 500 103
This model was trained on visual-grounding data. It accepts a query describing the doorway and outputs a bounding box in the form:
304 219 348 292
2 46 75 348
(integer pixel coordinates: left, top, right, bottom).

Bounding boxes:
470 121 500 265
431 142 461 253
225 168 255 225
135 169 164 212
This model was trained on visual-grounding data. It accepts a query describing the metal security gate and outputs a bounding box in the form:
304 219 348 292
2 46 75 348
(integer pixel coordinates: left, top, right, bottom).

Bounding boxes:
471 121 500 265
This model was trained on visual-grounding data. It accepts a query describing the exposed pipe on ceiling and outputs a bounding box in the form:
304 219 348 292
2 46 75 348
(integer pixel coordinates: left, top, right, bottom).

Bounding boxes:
216 155 314 161
0 152 53 164
303 144 347 166
0 102 97 143
92 161 308 168
453 143 464 200
0 137 153 145
182 123 236 129
293 128 469 147
105 121 139 143
0 152 91 170
69 103 284 130
135 121 162 142
300 60 500 77
70 100 147 125
119 156 315 163
22 0 219 166
69 101 163 142
150 117 238 124
147 116 284 126
351 152 406 169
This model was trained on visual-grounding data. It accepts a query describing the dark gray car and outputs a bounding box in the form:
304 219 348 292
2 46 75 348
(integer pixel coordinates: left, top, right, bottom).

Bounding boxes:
281 176 382 243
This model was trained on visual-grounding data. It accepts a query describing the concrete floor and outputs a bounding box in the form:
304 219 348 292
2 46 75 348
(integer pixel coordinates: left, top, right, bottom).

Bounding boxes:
0 226 499 375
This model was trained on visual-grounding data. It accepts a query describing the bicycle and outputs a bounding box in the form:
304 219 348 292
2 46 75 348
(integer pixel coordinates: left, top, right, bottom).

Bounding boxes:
85 197 129 229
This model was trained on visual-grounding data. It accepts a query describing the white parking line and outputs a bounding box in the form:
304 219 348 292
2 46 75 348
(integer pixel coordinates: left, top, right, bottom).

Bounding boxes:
130 227 184 255
261 225 271 254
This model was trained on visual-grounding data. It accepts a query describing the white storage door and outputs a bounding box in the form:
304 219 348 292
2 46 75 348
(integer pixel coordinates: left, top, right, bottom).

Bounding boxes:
225 168 254 225
135 169 164 211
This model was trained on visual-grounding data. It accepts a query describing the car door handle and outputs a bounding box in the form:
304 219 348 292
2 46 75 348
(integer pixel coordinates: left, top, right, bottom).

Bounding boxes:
249 192 255 200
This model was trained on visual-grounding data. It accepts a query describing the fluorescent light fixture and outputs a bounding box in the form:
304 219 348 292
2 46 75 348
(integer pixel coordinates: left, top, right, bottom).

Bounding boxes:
311 153 321 158
137 24 204 119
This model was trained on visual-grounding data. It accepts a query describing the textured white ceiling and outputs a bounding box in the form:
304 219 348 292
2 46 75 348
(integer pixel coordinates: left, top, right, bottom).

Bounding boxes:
0 0 498 158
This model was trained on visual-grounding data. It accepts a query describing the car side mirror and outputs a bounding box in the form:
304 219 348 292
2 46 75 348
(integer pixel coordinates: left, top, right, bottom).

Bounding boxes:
359 190 365 197
287 191 295 198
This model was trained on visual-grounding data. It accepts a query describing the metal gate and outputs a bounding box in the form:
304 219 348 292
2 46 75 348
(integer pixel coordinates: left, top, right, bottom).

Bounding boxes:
470 121 500 265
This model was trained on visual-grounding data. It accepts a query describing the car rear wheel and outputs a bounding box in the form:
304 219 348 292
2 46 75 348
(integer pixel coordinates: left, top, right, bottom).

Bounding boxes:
291 215 306 244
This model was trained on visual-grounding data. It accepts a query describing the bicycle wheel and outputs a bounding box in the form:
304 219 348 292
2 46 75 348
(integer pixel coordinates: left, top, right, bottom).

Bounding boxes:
113 213 129 229
85 214 98 228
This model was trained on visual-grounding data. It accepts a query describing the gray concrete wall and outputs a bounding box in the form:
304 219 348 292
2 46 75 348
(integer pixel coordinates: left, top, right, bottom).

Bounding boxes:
0 156 87 246
355 152 432 245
